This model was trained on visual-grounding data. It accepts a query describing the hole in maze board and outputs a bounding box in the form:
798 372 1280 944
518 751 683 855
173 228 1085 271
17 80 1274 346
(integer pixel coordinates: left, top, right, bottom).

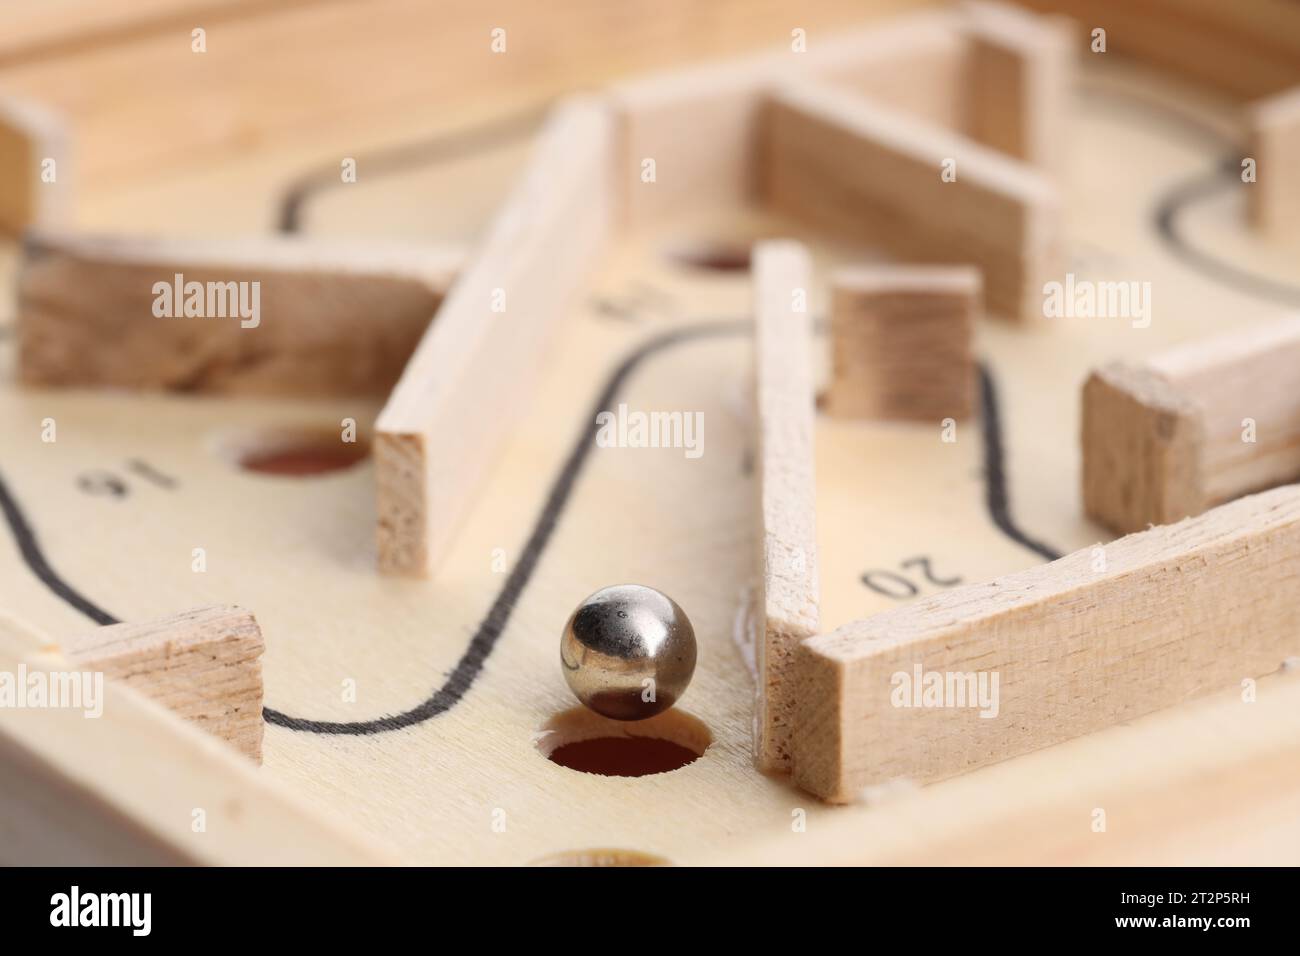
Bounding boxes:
536 706 710 778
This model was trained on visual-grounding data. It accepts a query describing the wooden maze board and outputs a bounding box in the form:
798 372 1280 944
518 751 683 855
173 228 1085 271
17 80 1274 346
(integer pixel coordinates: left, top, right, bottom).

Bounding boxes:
2 0 1300 865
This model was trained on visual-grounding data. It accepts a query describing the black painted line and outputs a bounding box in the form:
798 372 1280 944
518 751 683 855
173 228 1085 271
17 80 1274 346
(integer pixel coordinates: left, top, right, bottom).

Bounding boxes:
977 365 1062 563
0 103 1073 732
1082 81 1300 308
1154 156 1300 309
0 472 120 627
264 320 746 733
7 69 1286 735
276 105 547 234
1 333 1059 732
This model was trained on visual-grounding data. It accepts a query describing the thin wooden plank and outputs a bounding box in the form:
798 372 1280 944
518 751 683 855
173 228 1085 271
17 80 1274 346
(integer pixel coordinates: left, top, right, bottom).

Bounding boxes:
18 231 461 396
751 240 820 771
762 77 1060 321
962 0 1074 175
792 485 1300 802
723 672 1300 863
610 9 965 229
375 96 614 576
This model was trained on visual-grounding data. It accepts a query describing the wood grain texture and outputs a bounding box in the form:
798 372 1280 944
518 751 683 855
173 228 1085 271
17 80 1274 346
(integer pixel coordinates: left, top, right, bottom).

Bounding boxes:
610 9 964 229
751 241 820 771
792 485 1300 802
0 0 933 194
17 231 461 396
762 78 1059 321
0 612 390 865
0 96 71 235
0 1 1297 864
375 97 614 576
0 0 321 66
962 0 1074 176
62 605 265 762
1084 317 1300 534
823 264 979 422
1012 0 1300 100
1081 362 1203 534
723 670 1300 864
611 6 1072 232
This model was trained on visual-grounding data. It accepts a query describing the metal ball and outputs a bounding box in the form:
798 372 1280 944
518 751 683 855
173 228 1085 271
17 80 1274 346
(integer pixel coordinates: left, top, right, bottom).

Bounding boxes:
561 584 697 721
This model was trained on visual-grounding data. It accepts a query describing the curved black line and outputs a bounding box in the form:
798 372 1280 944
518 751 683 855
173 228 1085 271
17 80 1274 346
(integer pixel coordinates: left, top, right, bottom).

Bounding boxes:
1 334 1059 731
0 103 1066 732
1077 80 1237 152
1082 81 1300 308
0 473 120 627
276 105 547 234
263 319 746 733
977 365 1061 563
1154 156 1300 308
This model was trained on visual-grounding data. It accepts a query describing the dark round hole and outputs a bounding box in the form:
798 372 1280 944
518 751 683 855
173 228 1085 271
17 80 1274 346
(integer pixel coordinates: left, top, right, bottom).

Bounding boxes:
213 427 370 477
536 706 709 778
240 443 369 476
547 736 699 777
667 241 752 273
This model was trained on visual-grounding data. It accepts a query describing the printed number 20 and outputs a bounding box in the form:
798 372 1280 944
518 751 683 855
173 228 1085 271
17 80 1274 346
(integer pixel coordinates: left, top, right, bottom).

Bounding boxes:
860 556 962 599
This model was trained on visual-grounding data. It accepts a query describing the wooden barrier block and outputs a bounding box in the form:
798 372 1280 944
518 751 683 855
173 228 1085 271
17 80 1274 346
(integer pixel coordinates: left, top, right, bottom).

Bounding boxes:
962 1 1074 176
813 13 970 131
62 605 265 762
375 96 614 576
792 485 1300 802
611 58 780 230
18 231 461 396
823 265 980 422
1248 86 1300 237
751 240 820 771
610 10 966 229
1083 317 1300 534
0 96 71 234
762 78 1059 321
0 611 387 865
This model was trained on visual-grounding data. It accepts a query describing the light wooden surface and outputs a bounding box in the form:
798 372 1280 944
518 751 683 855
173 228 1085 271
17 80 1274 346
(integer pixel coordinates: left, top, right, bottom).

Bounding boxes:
722 669 1300 864
62 604 265 761
795 486 1300 801
0 0 313 65
0 0 936 197
750 241 820 771
823 265 979 421
0 1 1298 864
18 231 461 396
